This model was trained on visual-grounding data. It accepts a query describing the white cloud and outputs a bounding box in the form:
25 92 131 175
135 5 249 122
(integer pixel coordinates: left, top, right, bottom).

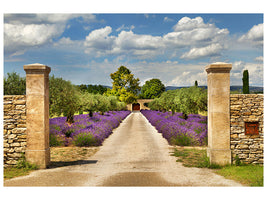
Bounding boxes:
173 17 209 31
162 17 229 59
4 14 96 56
84 26 115 56
84 28 164 58
116 24 135 32
238 23 263 46
180 43 223 59
4 14 96 25
163 17 174 22
231 61 263 86
83 16 228 61
255 56 263 62
4 23 65 55
168 70 207 87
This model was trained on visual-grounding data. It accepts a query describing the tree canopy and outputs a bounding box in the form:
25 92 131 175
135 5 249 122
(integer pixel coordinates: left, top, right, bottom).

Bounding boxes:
4 72 26 95
107 66 141 104
77 84 108 94
49 75 80 123
139 78 165 99
148 86 207 117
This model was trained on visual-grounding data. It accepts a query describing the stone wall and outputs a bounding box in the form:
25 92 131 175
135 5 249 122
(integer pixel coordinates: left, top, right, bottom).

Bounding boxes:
3 95 27 167
230 94 264 164
127 99 153 111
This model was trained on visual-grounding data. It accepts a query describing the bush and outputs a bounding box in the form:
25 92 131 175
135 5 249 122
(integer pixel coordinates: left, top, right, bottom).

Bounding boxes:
16 153 38 170
148 87 207 115
49 133 66 147
4 72 26 95
72 132 98 146
171 133 193 146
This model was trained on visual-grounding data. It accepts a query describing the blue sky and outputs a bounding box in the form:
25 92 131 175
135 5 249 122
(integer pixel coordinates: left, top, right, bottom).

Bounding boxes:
3 13 264 87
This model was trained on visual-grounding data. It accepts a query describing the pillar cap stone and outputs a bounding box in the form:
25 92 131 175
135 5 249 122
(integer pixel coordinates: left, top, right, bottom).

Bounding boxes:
205 62 232 73
24 63 51 74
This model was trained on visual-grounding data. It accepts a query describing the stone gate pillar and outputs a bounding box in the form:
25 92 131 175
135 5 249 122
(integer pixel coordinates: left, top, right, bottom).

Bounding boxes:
206 62 232 165
24 63 51 168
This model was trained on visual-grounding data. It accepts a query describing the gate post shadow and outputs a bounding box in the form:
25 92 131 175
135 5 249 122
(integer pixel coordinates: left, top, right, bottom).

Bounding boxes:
206 62 232 165
24 63 51 169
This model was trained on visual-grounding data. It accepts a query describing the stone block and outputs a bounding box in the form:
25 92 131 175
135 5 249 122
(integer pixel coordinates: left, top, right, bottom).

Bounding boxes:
10 142 21 147
12 128 26 134
16 105 26 109
13 100 26 105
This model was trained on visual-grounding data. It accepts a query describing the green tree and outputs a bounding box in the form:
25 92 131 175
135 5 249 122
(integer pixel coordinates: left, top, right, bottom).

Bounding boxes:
139 78 165 99
49 75 79 123
108 66 141 104
78 92 97 117
148 87 207 118
4 72 26 95
194 80 198 87
174 87 207 117
158 90 177 114
77 84 88 92
94 94 111 115
242 70 249 94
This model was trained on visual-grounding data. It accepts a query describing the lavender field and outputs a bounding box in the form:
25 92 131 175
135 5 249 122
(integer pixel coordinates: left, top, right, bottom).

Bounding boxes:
49 111 130 147
141 110 207 146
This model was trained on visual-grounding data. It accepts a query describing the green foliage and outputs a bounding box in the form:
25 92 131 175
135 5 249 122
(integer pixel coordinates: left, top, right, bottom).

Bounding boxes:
94 93 111 115
78 92 98 116
49 133 65 147
49 75 80 123
171 134 193 146
242 70 249 94
78 92 126 116
139 78 165 99
194 80 198 87
16 153 38 170
216 165 263 186
148 87 207 115
4 72 26 95
77 84 108 94
108 66 141 104
172 148 222 169
72 133 98 146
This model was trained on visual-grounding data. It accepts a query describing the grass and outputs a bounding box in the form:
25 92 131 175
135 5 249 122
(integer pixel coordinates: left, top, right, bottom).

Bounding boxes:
171 147 264 186
4 154 39 180
216 165 264 186
4 147 99 180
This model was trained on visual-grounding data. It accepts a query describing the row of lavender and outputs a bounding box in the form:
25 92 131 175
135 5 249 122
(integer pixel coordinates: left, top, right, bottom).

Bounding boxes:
141 110 207 146
49 111 131 146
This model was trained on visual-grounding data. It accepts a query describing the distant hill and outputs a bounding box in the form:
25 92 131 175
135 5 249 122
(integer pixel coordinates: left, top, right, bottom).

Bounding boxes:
165 86 263 93
102 85 112 89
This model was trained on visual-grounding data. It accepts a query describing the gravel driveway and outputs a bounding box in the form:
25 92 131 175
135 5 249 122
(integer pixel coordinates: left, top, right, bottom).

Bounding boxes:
4 112 243 186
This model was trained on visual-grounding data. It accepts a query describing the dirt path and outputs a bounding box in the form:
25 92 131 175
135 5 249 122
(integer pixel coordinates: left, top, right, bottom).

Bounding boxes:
4 112 243 186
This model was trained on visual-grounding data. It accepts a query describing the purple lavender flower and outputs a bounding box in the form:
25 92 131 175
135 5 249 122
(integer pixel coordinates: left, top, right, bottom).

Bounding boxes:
49 110 130 146
141 110 207 146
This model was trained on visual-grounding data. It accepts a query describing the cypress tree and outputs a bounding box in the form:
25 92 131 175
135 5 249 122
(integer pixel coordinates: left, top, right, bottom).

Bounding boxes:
194 80 198 87
242 70 249 94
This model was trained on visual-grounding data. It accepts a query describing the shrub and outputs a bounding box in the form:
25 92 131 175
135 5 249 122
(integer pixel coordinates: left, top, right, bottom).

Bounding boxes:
72 132 98 146
49 133 66 147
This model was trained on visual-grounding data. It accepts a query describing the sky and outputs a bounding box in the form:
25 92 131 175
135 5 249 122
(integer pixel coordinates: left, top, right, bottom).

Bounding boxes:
3 13 264 87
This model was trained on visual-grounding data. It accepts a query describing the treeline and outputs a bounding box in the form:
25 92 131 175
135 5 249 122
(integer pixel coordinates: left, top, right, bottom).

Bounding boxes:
148 86 207 118
4 72 126 123
49 76 127 123
77 84 108 94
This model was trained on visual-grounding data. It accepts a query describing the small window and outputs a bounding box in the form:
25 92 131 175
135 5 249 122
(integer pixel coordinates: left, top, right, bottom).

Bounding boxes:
245 122 259 135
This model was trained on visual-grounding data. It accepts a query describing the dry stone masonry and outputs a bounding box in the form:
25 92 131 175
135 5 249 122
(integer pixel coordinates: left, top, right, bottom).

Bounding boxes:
3 95 27 167
230 94 264 164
